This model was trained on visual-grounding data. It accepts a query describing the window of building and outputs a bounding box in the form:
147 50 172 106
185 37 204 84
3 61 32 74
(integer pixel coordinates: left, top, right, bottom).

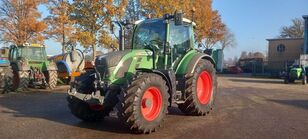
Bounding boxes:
277 44 286 52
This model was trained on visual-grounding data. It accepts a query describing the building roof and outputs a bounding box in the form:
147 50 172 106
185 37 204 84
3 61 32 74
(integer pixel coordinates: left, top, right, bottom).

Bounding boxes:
266 38 304 41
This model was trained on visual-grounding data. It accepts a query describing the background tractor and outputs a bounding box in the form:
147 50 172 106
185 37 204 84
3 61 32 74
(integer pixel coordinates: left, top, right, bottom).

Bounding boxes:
0 48 13 93
9 43 58 90
284 55 308 85
67 12 217 133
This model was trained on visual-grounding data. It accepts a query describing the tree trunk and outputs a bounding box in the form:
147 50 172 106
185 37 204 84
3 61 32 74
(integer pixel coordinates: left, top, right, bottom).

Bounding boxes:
92 45 96 62
62 24 66 54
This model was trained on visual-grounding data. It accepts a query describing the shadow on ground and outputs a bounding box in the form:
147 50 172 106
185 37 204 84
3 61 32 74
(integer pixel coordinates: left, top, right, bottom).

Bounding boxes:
268 99 308 110
0 92 132 134
0 91 185 134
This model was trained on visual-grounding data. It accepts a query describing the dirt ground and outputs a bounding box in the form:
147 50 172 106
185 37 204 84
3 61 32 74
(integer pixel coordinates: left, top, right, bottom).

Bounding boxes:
0 75 308 139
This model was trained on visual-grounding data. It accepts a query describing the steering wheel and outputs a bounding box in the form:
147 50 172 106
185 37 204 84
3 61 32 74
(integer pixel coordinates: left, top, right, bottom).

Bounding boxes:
145 40 163 51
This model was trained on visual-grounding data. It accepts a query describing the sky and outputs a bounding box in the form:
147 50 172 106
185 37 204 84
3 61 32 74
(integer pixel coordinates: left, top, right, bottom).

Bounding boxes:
212 0 308 59
22 1 308 58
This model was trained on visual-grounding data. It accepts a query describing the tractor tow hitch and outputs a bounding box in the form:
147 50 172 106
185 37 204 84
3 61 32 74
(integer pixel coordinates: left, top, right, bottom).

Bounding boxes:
67 87 104 105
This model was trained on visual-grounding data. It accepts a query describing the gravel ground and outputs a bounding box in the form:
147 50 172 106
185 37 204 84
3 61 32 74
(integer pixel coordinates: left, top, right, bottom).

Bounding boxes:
0 75 308 139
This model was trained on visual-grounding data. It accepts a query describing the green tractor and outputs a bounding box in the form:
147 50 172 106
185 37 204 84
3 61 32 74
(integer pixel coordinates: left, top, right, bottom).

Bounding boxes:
67 12 217 133
284 65 308 85
9 43 58 90
284 55 308 85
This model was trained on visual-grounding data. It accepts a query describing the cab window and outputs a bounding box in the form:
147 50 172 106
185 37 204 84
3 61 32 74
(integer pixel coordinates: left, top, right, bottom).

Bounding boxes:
169 22 191 52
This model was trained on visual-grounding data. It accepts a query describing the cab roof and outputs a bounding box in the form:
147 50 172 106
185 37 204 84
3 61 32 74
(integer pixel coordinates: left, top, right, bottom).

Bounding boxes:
20 43 45 47
134 18 196 26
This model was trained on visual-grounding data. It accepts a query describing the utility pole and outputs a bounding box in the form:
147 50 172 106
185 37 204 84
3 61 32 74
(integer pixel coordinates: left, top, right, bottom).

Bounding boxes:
303 15 308 54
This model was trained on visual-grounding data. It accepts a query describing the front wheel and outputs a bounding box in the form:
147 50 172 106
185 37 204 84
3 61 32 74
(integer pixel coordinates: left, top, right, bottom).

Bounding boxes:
179 59 217 115
120 73 169 133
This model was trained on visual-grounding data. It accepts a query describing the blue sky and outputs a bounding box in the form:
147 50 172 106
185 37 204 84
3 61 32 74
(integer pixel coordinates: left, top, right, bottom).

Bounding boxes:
213 0 308 59
36 1 308 58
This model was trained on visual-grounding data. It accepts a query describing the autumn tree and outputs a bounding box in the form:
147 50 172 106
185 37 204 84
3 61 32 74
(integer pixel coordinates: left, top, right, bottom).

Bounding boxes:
280 18 304 38
70 0 128 60
202 10 225 49
220 27 236 51
0 0 47 45
140 0 225 49
45 0 76 54
125 0 143 21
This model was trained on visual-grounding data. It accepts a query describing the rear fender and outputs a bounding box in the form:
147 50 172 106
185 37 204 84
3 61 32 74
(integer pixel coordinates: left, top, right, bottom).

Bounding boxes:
186 53 216 75
176 51 215 76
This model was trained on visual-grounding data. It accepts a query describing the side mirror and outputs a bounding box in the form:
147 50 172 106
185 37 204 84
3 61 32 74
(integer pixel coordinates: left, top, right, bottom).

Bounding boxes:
174 11 183 26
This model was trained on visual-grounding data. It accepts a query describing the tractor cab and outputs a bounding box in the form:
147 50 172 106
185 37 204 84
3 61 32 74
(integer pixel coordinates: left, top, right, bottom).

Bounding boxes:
9 43 47 62
132 16 196 70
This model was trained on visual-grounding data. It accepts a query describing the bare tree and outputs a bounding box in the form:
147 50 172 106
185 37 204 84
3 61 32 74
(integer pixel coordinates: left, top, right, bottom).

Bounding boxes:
280 18 304 38
220 27 236 51
240 51 248 59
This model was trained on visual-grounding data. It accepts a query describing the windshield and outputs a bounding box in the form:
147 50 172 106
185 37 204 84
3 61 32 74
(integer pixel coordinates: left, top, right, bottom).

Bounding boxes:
19 47 46 61
133 19 166 49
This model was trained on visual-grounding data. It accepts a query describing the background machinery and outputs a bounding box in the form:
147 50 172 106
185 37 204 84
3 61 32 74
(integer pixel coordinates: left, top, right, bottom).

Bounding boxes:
49 46 85 84
9 43 58 90
284 55 308 85
0 48 13 93
67 12 217 133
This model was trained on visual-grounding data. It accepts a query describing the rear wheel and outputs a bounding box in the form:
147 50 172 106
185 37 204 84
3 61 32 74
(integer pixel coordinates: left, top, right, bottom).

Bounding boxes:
179 59 217 115
45 70 58 89
12 70 29 91
120 73 169 133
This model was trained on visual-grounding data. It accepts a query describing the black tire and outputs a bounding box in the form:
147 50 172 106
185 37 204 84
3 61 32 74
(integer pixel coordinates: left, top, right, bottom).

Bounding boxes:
67 96 107 122
289 79 295 83
284 78 289 84
67 71 118 122
1 66 13 93
178 59 217 115
119 73 169 133
303 75 307 85
46 70 58 89
12 70 29 91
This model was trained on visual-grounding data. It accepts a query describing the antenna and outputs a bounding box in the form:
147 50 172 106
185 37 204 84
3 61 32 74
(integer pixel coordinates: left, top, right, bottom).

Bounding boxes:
191 7 196 22
190 0 196 22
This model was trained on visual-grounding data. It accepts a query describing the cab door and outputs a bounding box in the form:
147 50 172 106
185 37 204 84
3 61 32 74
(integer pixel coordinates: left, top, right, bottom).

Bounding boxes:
167 22 193 70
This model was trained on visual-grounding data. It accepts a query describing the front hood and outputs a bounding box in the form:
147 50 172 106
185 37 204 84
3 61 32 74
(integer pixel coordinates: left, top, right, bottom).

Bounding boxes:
95 50 131 68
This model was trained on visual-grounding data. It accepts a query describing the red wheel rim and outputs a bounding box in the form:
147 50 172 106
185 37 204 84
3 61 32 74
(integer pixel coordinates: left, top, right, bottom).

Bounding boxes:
197 71 213 104
141 87 162 121
89 104 103 111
